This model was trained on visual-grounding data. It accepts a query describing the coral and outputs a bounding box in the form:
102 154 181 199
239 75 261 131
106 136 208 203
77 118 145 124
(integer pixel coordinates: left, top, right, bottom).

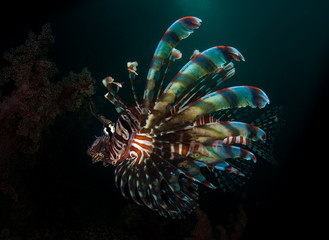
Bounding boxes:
0 24 94 196
0 224 133 240
0 174 17 201
216 204 247 240
185 204 247 240
185 207 214 240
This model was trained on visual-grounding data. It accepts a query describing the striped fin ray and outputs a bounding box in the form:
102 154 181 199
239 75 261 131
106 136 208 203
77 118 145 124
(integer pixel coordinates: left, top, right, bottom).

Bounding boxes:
154 141 214 188
139 154 200 218
120 160 148 205
116 161 130 199
155 48 182 101
153 139 255 190
176 62 235 111
223 136 251 146
157 86 270 132
142 17 202 113
127 61 141 107
212 106 286 164
156 114 219 138
155 54 175 101
148 153 199 218
127 164 143 206
144 46 244 130
143 157 174 216
115 158 167 212
114 150 200 218
150 153 189 201
190 143 256 166
185 121 266 143
153 134 257 191
158 176 199 219
104 93 126 114
135 167 154 209
213 158 255 192
155 117 265 148
102 77 130 113
114 161 129 189
115 160 155 209
129 74 140 106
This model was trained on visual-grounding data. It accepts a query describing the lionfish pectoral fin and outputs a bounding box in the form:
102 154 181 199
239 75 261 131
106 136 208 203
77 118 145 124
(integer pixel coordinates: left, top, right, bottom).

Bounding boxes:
191 144 256 164
191 143 256 192
127 168 144 206
152 141 216 189
149 153 191 201
114 153 197 218
158 86 269 132
186 121 266 144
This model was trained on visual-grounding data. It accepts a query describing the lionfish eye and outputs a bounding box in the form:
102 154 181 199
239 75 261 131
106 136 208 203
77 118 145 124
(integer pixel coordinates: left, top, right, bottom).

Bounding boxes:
104 124 114 136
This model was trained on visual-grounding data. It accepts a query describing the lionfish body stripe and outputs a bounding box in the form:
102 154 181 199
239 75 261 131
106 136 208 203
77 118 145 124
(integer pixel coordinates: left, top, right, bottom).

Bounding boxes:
88 16 283 218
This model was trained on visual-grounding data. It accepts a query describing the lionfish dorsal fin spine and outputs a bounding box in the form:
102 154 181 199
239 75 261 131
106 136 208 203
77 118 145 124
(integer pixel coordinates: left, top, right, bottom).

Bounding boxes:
155 48 182 101
102 77 130 113
174 62 235 111
142 16 202 115
144 46 244 130
127 61 141 107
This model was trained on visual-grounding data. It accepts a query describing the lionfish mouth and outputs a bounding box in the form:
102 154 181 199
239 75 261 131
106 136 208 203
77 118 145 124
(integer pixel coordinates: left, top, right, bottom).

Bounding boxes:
91 152 104 163
87 135 111 163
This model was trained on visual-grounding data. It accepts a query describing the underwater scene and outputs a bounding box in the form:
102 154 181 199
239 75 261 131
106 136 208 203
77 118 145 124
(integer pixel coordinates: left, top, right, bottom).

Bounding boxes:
0 0 328 239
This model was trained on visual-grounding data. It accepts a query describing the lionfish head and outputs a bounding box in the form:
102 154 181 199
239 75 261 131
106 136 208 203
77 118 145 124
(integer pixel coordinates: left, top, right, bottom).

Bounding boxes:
88 101 116 166
87 135 112 166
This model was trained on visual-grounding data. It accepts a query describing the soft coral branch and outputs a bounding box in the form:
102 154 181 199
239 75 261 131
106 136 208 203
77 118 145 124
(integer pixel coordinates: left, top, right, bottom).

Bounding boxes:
0 24 95 195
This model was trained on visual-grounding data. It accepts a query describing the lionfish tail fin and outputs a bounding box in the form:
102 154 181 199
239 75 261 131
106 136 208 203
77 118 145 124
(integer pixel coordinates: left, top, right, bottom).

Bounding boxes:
213 158 255 192
250 106 286 164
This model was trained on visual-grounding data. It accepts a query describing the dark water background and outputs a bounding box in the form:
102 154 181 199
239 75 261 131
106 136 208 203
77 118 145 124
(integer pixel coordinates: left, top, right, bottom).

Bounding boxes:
1 0 328 239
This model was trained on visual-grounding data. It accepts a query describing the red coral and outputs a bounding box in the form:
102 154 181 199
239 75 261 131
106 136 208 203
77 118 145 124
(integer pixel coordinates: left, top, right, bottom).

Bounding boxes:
0 24 94 195
0 173 18 201
216 204 247 240
186 205 247 240
56 68 95 112
185 207 213 240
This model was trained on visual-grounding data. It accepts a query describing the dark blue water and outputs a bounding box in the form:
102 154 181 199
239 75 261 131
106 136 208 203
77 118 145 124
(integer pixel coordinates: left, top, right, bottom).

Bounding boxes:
1 0 327 239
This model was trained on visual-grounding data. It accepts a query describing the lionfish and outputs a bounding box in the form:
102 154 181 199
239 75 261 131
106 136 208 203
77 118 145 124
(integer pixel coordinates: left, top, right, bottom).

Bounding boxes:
88 17 283 218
